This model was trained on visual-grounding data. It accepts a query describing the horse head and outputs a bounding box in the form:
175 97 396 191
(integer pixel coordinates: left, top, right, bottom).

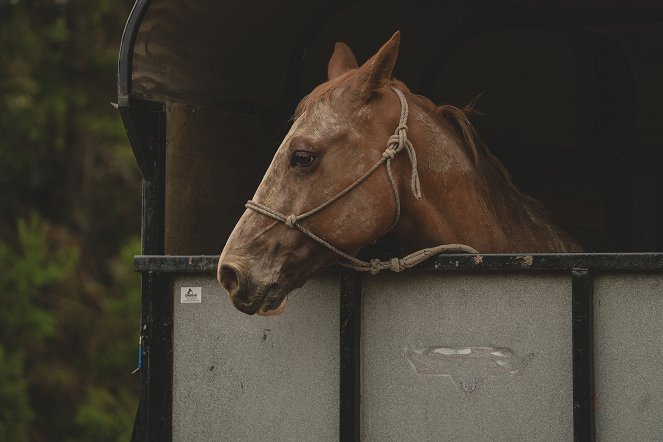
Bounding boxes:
218 32 422 315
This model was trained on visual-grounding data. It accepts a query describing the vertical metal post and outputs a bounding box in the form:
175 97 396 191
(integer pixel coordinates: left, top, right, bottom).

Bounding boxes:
571 268 595 442
339 271 361 442
123 100 168 442
144 272 173 442
142 104 169 442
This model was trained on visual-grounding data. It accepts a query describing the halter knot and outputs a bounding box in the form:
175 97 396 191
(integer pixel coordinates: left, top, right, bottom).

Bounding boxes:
285 214 298 228
382 148 396 160
387 134 402 149
369 259 382 275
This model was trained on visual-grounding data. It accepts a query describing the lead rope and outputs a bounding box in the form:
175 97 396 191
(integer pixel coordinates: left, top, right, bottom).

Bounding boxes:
245 87 478 275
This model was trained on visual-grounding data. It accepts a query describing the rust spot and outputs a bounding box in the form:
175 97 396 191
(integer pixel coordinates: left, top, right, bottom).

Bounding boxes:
520 255 534 267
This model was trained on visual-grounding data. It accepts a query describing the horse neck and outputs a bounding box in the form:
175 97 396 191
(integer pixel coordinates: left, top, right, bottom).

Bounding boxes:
394 103 581 253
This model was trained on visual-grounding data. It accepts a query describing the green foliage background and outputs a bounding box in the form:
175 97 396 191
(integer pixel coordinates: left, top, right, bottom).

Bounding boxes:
0 0 140 440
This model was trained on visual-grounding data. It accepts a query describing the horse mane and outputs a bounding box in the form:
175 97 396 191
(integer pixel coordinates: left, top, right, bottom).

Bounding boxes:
382 81 516 191
389 81 581 251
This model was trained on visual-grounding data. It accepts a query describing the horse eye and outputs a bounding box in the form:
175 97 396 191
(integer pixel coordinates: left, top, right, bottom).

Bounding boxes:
290 151 316 167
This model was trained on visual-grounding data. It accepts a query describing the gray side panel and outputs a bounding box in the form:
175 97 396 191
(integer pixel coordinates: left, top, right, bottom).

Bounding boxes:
172 274 339 442
595 274 663 441
361 273 573 442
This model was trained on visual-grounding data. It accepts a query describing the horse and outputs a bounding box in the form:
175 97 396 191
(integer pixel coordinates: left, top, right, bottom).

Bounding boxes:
217 31 582 316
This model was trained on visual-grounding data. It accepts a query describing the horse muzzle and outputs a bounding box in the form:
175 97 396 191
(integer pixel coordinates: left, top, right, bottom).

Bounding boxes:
217 260 290 315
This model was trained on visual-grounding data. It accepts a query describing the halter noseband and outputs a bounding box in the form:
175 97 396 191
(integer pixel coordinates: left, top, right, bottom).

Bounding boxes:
245 87 477 274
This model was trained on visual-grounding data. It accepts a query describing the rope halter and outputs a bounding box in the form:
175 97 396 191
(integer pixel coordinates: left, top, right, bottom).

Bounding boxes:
245 87 477 274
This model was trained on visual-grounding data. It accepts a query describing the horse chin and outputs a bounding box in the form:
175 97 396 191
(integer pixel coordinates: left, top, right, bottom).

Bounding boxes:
257 295 288 316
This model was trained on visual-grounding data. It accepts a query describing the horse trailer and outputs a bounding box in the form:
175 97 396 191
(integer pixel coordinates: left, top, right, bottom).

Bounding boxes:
118 1 663 440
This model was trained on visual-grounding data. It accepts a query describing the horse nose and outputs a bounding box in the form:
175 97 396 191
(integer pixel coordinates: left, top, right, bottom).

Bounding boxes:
218 263 259 314
218 262 243 296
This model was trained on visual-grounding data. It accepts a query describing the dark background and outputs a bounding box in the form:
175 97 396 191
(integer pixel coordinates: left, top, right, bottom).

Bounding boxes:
0 1 139 440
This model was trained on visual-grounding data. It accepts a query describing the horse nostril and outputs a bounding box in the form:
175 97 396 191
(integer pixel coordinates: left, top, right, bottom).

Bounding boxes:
218 264 241 294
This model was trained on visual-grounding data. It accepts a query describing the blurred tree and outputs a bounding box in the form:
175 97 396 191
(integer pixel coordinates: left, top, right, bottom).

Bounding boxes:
0 0 140 440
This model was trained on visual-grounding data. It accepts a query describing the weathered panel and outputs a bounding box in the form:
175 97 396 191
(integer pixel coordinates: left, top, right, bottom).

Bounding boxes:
361 273 572 441
172 274 339 442
594 274 663 441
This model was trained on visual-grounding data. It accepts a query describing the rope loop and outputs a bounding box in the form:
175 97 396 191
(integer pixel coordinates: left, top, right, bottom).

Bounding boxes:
369 259 382 275
285 214 298 228
386 134 401 148
382 148 396 160
390 257 404 272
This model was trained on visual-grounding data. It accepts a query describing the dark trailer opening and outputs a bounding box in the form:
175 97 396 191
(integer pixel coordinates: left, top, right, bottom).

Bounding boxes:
118 1 663 441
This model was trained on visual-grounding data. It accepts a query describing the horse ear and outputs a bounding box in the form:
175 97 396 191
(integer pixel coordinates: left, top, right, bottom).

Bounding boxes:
357 31 401 97
328 42 359 80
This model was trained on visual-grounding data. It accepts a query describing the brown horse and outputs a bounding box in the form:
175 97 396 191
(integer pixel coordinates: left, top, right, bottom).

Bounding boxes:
217 32 582 316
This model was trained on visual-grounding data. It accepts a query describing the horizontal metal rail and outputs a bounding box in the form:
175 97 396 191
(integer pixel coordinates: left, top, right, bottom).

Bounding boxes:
135 253 663 274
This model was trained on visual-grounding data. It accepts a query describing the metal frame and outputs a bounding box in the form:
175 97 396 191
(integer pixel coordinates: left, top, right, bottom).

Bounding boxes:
133 272 173 442
134 253 663 442
136 253 663 274
117 2 171 440
124 97 169 442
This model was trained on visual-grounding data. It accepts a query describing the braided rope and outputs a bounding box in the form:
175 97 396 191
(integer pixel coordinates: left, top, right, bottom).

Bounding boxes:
245 87 477 274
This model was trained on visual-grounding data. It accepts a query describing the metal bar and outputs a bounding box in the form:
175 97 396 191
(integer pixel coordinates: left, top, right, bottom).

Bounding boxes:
127 100 166 254
571 269 595 442
131 274 152 442
141 179 164 253
118 104 150 180
431 253 663 272
146 272 173 442
134 253 663 274
131 100 166 441
119 99 165 182
133 272 174 442
339 271 362 442
118 0 152 98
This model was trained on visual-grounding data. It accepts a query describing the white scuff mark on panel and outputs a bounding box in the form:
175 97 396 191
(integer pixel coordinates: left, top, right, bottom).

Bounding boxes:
432 347 472 356
405 346 535 394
